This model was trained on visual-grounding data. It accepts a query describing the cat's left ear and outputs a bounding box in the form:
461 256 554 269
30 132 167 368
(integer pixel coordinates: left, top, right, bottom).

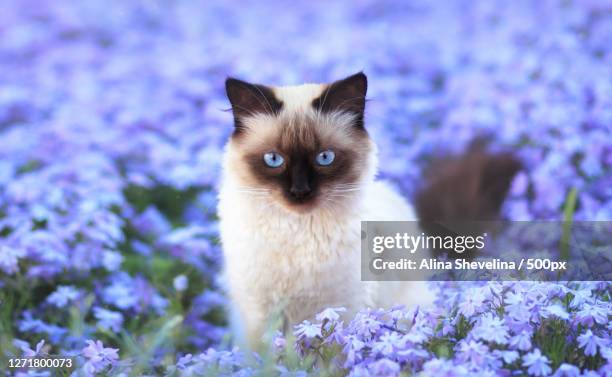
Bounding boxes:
225 78 283 132
313 72 368 128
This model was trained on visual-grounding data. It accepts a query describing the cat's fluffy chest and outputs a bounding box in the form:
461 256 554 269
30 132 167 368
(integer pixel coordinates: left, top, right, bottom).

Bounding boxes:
218 178 422 346
219 185 365 307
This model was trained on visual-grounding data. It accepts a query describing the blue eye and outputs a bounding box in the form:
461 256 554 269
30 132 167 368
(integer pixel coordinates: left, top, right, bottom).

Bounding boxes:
315 150 335 166
263 152 284 168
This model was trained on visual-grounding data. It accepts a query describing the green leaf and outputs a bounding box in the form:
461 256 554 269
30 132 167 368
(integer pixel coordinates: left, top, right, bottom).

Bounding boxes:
560 187 578 261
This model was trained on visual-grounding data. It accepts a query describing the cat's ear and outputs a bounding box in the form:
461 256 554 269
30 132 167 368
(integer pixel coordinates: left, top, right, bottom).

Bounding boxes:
313 72 368 128
225 78 283 131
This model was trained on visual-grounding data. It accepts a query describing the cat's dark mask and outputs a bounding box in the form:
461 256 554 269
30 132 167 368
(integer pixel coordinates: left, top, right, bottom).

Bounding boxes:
223 73 374 212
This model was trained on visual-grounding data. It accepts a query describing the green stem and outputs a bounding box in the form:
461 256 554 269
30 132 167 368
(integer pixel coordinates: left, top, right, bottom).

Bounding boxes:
560 188 578 262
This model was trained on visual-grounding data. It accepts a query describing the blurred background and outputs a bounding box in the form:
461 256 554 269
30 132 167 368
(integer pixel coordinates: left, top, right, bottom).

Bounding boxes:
0 0 610 373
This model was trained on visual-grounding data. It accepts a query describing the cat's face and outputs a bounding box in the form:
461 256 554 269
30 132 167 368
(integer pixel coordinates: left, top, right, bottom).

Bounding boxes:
223 73 376 213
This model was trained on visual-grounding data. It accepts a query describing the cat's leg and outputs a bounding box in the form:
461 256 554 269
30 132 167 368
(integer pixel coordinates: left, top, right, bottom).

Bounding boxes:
375 280 435 310
228 301 247 346
229 292 269 350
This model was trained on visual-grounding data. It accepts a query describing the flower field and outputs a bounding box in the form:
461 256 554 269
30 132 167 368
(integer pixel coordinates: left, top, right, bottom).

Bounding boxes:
0 0 610 376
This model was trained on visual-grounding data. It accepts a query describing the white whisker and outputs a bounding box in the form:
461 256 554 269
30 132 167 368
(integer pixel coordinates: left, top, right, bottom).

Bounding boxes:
234 189 270 197
327 194 352 198
233 186 270 192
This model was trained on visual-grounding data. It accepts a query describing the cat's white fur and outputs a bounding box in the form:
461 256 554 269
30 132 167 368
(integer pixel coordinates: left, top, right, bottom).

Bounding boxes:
218 83 433 348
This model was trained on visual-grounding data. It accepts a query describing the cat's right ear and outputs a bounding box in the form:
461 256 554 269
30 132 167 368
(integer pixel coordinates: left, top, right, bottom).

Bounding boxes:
225 78 283 132
312 72 368 129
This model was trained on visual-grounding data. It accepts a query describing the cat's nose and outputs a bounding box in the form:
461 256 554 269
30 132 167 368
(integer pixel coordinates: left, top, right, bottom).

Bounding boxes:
290 184 312 199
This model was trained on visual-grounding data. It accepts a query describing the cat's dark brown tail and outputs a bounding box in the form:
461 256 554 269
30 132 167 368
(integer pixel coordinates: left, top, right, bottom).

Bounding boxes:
414 140 522 249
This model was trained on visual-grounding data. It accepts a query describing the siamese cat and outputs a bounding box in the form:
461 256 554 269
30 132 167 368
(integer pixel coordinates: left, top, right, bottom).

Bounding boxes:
218 72 520 348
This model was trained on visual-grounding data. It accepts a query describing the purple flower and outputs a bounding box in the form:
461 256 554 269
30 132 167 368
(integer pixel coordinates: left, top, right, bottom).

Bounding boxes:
0 245 24 274
470 313 509 344
396 346 430 365
46 285 79 307
441 318 456 337
420 358 469 377
21 340 46 357
498 350 519 364
601 346 612 362
509 330 533 351
173 274 188 292
542 304 569 320
367 358 400 376
577 329 606 357
576 302 608 327
81 340 119 373
349 311 382 340
132 206 171 237
277 365 308 377
101 273 167 313
131 239 153 256
523 349 552 377
458 288 487 317
176 353 193 368
102 250 123 271
346 364 369 377
294 321 322 339
93 307 124 332
18 311 67 343
272 330 286 353
552 363 580 377
404 325 429 344
342 334 366 367
191 290 226 314
456 340 490 369
372 332 402 356
101 278 139 310
316 307 346 322
505 290 533 322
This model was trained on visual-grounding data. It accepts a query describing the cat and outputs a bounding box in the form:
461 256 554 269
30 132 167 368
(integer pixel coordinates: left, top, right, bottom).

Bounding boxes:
217 72 520 348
